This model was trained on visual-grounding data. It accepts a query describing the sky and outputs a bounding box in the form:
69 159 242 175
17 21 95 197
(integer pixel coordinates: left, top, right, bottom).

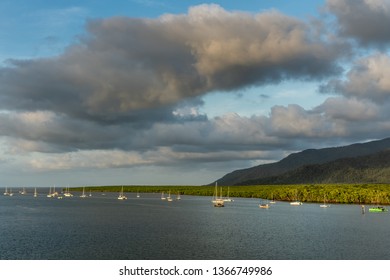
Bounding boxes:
1 0 390 187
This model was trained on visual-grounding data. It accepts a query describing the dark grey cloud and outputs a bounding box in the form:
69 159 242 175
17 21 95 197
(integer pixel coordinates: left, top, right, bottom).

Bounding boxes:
0 111 131 152
326 0 390 47
0 4 343 125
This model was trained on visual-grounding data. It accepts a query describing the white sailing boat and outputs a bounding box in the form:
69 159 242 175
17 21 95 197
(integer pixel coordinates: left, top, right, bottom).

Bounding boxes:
80 187 87 198
136 189 140 198
34 187 38 197
118 186 127 200
3 187 9 196
259 201 270 208
320 195 330 208
176 193 181 200
290 190 302 206
63 186 73 197
20 187 27 195
47 186 52 198
52 185 59 197
212 182 224 207
167 190 173 202
290 201 302 206
223 187 234 202
161 191 166 200
47 185 58 198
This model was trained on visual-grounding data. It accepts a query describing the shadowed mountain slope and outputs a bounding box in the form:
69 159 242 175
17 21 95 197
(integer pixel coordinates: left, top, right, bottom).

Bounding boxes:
214 137 390 186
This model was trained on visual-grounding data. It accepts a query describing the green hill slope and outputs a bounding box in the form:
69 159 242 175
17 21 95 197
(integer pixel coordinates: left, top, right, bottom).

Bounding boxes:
214 137 390 186
239 150 390 185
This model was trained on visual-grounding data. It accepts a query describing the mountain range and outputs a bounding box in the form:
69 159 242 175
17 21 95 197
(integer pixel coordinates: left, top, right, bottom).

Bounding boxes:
214 137 390 185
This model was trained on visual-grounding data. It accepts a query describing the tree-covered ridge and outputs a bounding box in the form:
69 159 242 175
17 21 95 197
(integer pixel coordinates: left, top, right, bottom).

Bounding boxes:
215 137 390 186
240 150 390 185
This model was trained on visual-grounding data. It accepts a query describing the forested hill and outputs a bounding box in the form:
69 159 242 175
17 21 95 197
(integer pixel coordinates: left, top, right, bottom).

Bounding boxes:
214 137 390 186
239 150 390 185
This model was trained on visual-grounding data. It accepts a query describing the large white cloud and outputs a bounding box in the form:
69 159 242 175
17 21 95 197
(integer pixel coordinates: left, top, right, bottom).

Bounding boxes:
0 4 343 124
321 53 390 103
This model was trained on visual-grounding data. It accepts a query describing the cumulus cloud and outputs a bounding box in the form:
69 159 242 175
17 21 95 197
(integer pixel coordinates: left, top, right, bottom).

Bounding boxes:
326 0 390 46
2 96 390 174
321 53 390 103
268 105 326 137
0 4 343 125
315 97 379 121
178 5 342 87
2 3 390 180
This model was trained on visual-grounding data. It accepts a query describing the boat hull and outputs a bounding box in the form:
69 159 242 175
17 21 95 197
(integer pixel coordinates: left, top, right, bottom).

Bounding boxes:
369 207 388 212
290 201 302 206
213 199 225 207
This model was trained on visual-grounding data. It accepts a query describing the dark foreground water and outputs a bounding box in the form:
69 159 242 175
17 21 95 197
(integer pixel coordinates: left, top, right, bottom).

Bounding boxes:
1 190 389 260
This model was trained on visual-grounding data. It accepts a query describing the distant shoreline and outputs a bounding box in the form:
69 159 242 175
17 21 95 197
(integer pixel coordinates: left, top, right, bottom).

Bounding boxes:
69 183 390 205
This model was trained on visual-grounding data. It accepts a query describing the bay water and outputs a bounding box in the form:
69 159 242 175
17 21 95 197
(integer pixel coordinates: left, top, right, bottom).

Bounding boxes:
1 190 389 260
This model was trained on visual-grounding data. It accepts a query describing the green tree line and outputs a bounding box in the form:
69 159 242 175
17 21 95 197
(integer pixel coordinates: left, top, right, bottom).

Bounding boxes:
70 184 390 205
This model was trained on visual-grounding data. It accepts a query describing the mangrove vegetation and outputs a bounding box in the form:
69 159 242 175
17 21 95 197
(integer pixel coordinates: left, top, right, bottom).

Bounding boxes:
71 184 390 205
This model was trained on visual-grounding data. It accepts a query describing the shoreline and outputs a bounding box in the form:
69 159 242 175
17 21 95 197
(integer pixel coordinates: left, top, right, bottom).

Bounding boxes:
67 183 390 205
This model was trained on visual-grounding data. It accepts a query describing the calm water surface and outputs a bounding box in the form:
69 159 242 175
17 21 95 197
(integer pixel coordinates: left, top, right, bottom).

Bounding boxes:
1 190 389 260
